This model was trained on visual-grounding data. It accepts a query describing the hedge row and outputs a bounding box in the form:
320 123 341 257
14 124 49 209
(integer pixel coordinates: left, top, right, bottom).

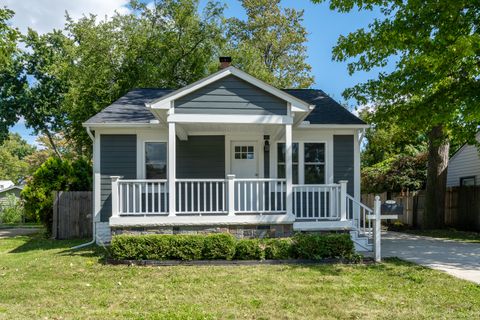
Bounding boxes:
110 233 355 261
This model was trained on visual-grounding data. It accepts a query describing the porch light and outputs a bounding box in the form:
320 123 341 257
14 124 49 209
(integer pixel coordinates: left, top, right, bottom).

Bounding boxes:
264 135 270 152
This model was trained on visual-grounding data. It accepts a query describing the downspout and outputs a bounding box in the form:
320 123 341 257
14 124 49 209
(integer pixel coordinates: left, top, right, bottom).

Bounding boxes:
71 126 96 250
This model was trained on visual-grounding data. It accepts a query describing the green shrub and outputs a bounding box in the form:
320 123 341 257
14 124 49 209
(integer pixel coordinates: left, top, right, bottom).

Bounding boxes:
0 194 24 224
292 233 354 260
263 238 294 260
202 233 236 260
110 232 355 261
234 239 264 260
21 157 92 235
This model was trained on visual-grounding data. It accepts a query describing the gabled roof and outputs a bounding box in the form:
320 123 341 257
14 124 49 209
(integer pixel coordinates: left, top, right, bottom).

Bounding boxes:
146 66 313 113
84 88 366 126
0 185 23 194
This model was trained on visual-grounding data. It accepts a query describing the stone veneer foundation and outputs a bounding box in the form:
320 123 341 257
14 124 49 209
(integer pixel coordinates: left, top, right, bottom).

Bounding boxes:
111 224 294 239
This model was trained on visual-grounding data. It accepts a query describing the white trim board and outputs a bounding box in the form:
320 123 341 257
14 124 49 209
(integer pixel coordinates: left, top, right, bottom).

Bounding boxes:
146 66 314 113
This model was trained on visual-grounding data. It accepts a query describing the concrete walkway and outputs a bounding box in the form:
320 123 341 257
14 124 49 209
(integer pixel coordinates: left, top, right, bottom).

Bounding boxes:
0 227 40 238
382 231 480 284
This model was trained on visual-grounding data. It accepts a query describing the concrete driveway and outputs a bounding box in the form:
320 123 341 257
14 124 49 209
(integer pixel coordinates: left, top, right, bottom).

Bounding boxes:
0 227 40 238
382 231 480 284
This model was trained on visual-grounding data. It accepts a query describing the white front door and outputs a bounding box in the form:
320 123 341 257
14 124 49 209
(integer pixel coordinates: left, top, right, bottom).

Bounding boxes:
231 141 258 178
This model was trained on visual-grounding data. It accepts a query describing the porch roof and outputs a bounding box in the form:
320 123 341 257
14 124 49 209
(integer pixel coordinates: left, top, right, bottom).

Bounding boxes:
83 88 366 126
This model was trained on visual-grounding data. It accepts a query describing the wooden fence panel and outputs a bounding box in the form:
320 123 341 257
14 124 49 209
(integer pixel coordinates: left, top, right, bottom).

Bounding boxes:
363 187 480 231
52 191 93 239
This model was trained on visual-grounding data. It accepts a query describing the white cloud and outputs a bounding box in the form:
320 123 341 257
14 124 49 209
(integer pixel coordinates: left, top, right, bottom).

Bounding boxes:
1 0 131 34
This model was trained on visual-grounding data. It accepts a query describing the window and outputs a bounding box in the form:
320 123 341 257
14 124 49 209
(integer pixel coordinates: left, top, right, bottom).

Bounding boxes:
460 176 475 187
304 143 325 184
277 143 299 184
234 146 254 159
145 142 167 179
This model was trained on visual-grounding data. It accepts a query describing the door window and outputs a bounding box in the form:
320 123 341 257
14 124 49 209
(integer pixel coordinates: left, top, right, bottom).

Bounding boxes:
234 146 255 159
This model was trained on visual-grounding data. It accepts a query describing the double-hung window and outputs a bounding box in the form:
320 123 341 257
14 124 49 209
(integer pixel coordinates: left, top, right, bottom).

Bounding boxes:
145 142 167 179
277 143 299 184
277 142 326 184
304 143 325 184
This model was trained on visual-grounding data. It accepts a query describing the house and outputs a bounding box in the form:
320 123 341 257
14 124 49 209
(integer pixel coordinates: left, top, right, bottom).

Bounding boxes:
0 185 23 206
84 58 373 250
447 132 480 187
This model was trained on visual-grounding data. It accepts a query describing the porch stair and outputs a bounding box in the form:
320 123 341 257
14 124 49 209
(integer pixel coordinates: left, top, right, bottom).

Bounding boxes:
350 230 373 252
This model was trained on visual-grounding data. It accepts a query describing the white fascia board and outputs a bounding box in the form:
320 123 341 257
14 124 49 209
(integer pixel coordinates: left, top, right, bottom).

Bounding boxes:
167 114 293 125
297 123 370 129
82 121 161 129
146 66 312 112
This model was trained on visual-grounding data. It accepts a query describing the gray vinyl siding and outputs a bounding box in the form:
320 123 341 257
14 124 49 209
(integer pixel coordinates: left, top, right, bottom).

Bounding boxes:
176 136 225 179
447 133 480 187
333 135 354 195
100 135 137 222
174 75 287 115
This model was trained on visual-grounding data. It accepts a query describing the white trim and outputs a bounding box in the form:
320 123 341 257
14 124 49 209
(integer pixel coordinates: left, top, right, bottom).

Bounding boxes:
167 114 293 125
110 213 295 227
93 133 101 222
293 221 353 231
147 66 312 112
168 122 176 216
82 122 161 128
297 124 370 129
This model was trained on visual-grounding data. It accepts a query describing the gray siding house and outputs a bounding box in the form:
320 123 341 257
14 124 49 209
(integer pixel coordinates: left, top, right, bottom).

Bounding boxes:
84 60 372 250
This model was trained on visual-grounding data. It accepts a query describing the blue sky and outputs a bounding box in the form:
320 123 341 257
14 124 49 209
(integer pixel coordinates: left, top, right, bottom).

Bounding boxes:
7 0 387 146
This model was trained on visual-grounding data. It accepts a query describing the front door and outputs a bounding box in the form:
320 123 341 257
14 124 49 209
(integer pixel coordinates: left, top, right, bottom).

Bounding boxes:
231 141 258 178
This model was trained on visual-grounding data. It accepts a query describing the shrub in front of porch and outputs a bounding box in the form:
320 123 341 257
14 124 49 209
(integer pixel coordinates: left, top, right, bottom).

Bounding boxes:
110 233 355 261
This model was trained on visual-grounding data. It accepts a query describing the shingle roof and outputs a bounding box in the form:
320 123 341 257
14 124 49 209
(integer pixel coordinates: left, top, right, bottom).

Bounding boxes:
84 88 365 125
283 89 366 125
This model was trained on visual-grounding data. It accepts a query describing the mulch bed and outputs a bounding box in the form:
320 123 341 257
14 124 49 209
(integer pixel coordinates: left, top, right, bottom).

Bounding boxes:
105 258 374 266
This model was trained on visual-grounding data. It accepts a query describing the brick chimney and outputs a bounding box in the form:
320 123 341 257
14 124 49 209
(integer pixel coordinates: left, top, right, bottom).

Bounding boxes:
219 56 232 69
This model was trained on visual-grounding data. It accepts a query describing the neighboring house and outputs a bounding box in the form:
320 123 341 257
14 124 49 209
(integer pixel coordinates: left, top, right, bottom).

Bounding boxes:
447 132 480 187
0 185 23 207
0 180 14 191
84 58 372 250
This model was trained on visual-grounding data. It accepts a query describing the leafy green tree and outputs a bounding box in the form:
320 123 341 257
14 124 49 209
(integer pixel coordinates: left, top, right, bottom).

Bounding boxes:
22 157 92 234
226 0 314 88
0 7 18 67
315 0 480 228
0 133 36 183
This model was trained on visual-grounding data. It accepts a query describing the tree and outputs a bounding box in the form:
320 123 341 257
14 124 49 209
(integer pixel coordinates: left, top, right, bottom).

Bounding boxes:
62 0 226 151
315 0 480 228
227 0 314 88
0 133 36 184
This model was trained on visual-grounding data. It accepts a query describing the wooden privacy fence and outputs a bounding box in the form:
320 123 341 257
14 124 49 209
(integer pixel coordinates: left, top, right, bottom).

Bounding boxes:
52 191 92 239
362 186 480 231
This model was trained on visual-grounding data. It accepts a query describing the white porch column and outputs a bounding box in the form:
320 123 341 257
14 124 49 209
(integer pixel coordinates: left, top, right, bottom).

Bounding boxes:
227 174 236 216
168 122 176 216
285 124 294 218
339 180 348 221
111 176 121 218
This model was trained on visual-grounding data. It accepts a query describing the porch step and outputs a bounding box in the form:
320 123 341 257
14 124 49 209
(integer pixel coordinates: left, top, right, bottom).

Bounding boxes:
350 230 373 252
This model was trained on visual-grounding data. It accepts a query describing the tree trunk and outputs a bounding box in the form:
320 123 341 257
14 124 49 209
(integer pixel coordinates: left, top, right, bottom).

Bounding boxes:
423 125 449 229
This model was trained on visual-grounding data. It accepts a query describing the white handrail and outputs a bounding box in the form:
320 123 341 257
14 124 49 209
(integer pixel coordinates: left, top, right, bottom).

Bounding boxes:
292 184 340 220
176 179 226 214
234 179 286 213
117 180 168 215
347 194 373 242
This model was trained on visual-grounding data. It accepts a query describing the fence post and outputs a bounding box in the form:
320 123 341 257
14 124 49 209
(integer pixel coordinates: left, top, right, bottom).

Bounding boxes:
339 180 348 221
373 195 382 262
111 176 121 218
227 174 235 216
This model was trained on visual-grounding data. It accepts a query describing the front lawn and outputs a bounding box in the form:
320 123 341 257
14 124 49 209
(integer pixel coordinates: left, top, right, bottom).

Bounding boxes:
403 229 480 243
0 234 479 319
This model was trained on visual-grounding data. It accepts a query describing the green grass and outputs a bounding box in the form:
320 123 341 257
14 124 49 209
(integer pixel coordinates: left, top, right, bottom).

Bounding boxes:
1 234 479 319
403 229 480 243
0 222 42 229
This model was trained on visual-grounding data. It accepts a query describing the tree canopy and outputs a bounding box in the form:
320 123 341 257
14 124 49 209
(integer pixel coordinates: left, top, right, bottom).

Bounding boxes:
0 133 36 184
316 0 479 228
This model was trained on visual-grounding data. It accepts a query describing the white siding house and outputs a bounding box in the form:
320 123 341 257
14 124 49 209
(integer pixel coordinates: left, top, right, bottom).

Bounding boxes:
447 132 480 187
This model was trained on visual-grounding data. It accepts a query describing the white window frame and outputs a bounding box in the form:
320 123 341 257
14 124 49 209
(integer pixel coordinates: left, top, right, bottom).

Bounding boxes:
143 140 168 179
274 141 327 185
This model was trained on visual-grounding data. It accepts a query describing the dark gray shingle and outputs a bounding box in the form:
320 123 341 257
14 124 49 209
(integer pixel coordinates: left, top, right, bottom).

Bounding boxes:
84 88 365 125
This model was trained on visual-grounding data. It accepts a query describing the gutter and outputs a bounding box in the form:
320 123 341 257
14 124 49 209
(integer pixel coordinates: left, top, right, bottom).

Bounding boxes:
71 125 96 250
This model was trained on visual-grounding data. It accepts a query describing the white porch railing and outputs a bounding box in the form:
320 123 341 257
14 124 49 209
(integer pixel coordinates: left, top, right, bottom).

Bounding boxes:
292 184 341 220
175 179 226 214
234 179 286 213
347 194 373 242
116 179 168 215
